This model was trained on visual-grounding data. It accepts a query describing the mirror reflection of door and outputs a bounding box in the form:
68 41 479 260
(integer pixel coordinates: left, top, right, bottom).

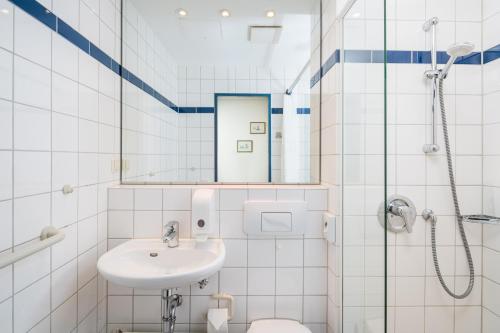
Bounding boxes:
215 94 271 183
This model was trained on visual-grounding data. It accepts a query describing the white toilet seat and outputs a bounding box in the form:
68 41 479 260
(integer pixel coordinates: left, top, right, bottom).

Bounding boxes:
247 319 311 333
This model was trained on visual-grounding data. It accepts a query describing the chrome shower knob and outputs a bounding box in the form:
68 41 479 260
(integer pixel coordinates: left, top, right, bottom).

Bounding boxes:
378 195 417 233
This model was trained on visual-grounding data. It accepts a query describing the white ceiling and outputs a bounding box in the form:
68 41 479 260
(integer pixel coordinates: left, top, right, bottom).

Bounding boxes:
129 0 318 70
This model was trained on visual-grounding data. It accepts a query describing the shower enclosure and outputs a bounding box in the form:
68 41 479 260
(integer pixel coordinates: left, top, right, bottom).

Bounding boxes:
337 0 500 332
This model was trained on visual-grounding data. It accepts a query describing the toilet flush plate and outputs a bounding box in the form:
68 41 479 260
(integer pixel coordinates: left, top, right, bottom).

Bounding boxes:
243 200 307 236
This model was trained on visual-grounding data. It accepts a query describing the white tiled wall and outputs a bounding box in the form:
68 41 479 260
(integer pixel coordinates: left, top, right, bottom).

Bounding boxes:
177 65 291 110
310 0 322 186
317 1 343 332
121 1 179 183
482 0 500 331
107 186 329 332
176 112 215 182
282 73 312 183
271 113 285 182
0 0 121 332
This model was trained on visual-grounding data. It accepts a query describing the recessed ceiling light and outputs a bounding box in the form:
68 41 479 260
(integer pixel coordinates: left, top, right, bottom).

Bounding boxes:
176 8 188 17
0 8 9 14
266 10 275 18
220 9 230 17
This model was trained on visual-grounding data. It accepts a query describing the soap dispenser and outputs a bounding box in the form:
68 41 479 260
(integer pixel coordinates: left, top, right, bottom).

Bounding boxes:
192 189 216 241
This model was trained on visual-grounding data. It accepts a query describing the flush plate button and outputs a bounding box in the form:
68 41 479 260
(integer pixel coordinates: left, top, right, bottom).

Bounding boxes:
244 200 307 236
261 212 292 232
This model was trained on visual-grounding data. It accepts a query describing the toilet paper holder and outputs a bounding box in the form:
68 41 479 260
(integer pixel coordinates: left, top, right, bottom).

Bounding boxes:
211 293 234 320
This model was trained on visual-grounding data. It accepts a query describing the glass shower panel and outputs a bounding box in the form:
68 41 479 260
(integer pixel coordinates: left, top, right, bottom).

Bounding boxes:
482 3 500 330
340 0 500 332
341 0 387 332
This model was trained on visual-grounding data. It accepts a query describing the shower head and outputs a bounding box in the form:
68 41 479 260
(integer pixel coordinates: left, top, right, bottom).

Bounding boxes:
447 42 475 57
440 42 475 79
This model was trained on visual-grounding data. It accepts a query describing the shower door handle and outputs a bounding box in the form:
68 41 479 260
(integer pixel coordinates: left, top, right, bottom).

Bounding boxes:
378 195 417 233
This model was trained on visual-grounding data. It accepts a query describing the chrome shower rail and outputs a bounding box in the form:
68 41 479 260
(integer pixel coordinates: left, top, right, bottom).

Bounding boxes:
286 59 311 95
0 226 65 269
423 17 440 153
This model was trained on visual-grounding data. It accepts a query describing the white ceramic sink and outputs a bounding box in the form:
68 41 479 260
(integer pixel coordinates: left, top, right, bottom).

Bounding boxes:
97 239 225 289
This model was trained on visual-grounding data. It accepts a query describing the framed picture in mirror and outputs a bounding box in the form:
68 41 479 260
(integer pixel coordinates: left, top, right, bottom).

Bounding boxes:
237 140 253 153
250 122 266 134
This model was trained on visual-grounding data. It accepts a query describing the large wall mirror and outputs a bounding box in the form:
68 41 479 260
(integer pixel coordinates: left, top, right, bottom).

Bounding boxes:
121 0 322 184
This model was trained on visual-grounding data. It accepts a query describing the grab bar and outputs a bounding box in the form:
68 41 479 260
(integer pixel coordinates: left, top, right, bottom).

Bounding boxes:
0 226 65 269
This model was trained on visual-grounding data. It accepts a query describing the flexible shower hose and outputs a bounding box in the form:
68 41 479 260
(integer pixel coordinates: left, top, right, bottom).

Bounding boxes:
429 78 474 299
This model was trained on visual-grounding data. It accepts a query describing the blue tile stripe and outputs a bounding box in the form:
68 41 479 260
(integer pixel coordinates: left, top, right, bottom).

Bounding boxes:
344 50 372 63
12 0 314 116
484 44 500 64
178 107 197 114
11 0 56 30
197 107 215 114
176 107 215 114
57 19 89 52
310 46 495 88
9 0 179 112
310 70 322 89
296 108 311 115
176 107 309 115
12 1 500 110
271 107 311 115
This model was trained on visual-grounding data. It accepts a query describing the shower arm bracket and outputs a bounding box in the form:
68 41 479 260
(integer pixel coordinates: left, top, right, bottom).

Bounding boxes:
424 69 440 79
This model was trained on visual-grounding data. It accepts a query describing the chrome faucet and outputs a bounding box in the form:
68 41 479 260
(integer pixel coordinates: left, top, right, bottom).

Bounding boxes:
163 221 179 248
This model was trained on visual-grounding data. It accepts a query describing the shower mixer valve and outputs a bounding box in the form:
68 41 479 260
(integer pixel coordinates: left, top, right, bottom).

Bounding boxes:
377 195 417 233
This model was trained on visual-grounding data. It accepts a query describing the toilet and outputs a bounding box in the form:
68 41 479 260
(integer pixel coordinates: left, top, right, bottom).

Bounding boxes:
247 319 311 333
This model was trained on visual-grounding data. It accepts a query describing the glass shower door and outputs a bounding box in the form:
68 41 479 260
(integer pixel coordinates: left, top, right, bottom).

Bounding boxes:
341 0 387 332
341 0 500 332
